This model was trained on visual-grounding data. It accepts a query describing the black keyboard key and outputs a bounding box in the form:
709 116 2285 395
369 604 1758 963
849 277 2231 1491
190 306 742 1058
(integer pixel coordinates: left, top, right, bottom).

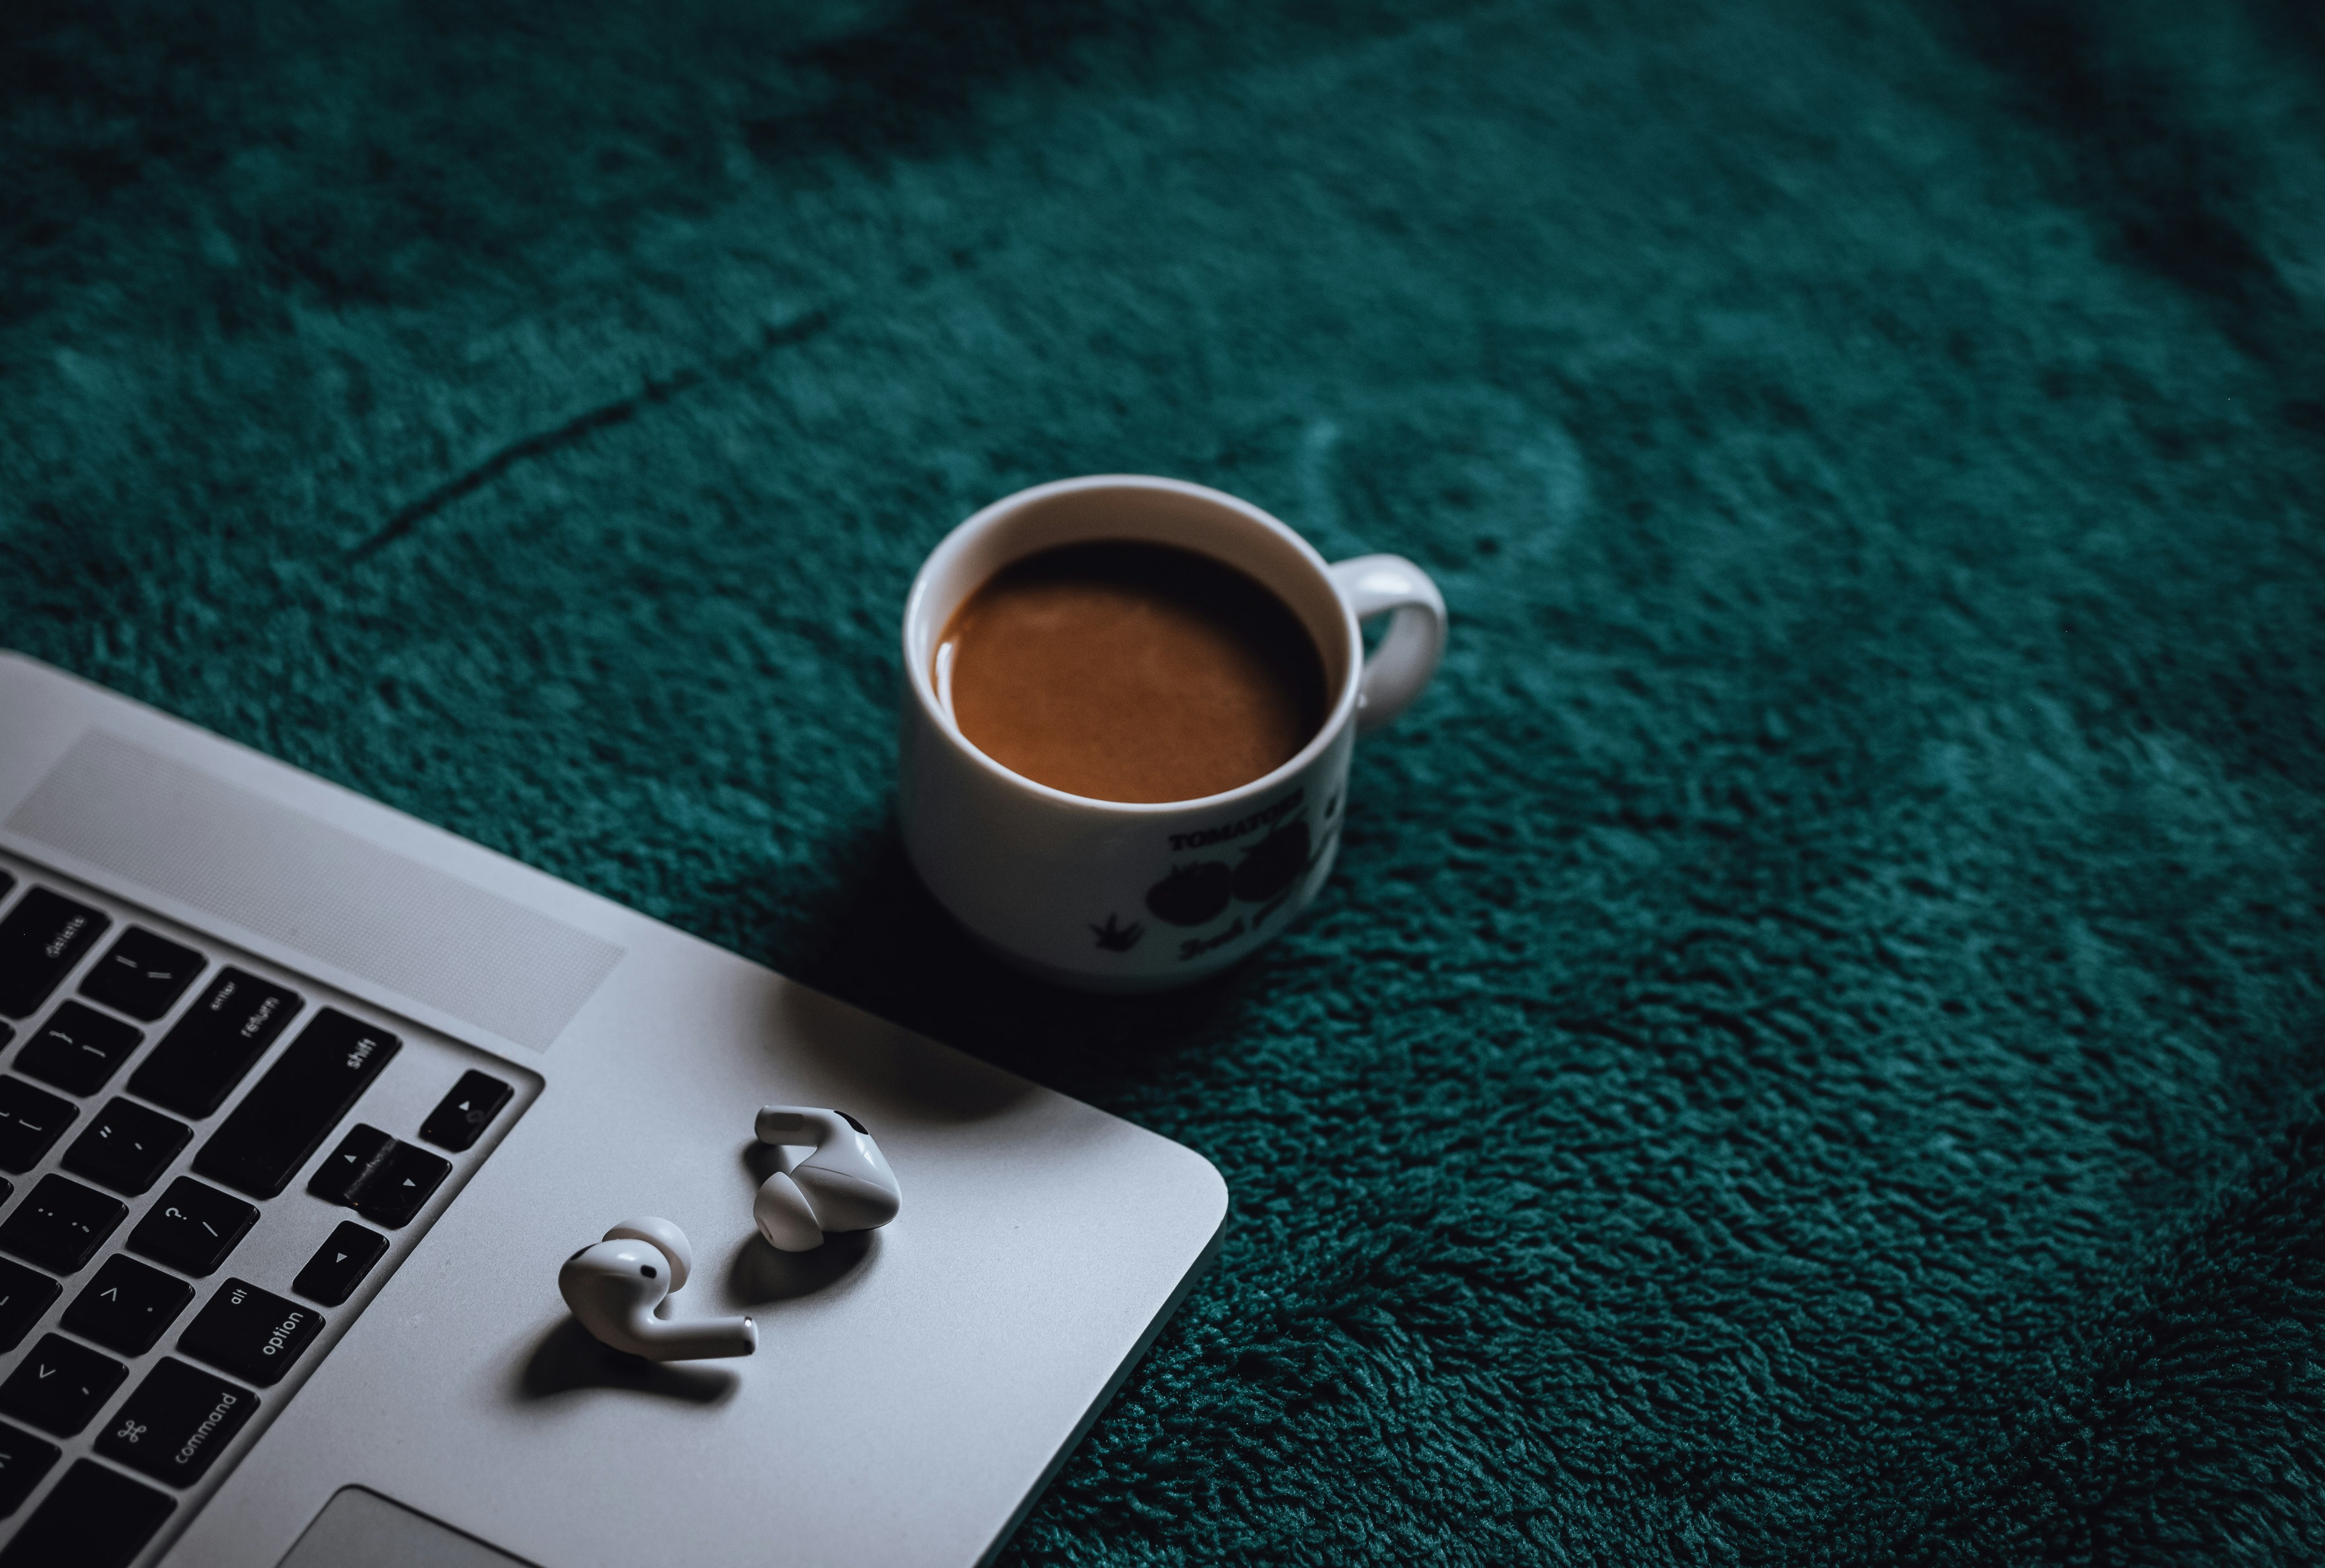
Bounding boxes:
0 1261 58 1356
0 873 10 901
125 1178 256 1278
193 1009 399 1200
0 1422 58 1518
11 1003 141 1098
307 1123 395 1206
292 1222 388 1307
308 1124 446 1227
0 1176 125 1276
61 1257 192 1357
419 1070 514 1153
0 1024 9 1049
0 1458 174 1567
96 1359 256 1488
0 1334 125 1437
177 1279 323 1388
0 1259 57 1361
76 928 204 1023
61 1098 189 1198
0 891 108 1021
126 967 302 1118
0 1081 74 1175
355 1141 451 1228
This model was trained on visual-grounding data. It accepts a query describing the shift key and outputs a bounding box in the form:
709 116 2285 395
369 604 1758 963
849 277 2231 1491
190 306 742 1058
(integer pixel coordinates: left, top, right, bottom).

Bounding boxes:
127 969 302 1119
192 1011 399 1199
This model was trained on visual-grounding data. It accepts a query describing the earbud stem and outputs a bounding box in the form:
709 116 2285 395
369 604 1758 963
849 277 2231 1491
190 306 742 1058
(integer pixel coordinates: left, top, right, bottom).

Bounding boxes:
756 1106 849 1146
619 1308 758 1361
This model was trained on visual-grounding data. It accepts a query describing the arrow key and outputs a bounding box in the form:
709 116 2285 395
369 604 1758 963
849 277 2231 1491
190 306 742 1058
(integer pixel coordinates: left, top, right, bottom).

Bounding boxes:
354 1141 450 1228
291 1222 388 1307
419 1070 513 1153
0 1333 126 1437
61 1256 194 1357
305 1124 395 1207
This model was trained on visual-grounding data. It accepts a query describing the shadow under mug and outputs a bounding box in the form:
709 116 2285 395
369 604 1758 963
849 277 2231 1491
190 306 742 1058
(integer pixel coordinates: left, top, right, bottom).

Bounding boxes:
899 475 1446 993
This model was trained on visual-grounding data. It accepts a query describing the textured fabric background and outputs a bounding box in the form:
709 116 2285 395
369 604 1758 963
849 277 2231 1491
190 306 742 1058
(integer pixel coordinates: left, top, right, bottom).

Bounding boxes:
5 2 2323 1562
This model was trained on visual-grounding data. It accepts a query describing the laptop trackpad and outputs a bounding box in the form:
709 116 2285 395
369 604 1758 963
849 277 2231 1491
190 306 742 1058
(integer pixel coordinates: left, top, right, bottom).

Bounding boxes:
277 1487 541 1568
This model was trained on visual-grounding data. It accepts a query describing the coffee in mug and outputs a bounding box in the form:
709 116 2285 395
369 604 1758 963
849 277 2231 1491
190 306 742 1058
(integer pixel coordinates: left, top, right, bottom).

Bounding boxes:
900 475 1446 992
939 540 1328 805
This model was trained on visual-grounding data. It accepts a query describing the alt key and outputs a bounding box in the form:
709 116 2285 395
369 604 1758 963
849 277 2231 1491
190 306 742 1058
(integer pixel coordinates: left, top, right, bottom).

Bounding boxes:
177 1279 322 1389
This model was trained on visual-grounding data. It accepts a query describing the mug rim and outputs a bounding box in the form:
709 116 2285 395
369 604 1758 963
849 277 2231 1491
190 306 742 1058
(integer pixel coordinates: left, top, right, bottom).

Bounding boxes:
901 474 1365 817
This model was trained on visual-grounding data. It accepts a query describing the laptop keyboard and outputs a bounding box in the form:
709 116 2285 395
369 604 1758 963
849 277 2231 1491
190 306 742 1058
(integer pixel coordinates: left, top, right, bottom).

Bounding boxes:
0 859 536 1568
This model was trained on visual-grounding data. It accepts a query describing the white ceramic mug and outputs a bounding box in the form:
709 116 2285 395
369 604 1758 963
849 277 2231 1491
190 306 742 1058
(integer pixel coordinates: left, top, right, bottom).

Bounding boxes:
898 475 1446 992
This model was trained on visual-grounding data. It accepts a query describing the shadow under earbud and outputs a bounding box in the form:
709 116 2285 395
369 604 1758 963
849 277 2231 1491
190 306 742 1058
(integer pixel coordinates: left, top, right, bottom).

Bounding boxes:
723 1228 874 1306
514 1318 741 1405
730 1139 879 1303
743 1138 792 1185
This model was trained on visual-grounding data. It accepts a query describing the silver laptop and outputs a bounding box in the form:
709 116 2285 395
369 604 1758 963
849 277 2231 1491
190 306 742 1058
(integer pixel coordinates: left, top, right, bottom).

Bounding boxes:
0 651 1226 1568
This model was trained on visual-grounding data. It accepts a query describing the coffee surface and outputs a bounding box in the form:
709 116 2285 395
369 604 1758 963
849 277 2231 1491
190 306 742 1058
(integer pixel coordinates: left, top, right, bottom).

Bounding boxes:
940 541 1328 803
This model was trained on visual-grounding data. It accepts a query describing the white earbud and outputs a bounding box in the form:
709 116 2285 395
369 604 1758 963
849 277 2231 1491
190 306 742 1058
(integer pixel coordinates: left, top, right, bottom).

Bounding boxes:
752 1107 903 1253
558 1216 757 1361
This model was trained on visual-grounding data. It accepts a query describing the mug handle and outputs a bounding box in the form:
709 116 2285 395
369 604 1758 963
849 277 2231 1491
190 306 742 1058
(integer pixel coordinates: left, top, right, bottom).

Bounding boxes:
1327 555 1447 735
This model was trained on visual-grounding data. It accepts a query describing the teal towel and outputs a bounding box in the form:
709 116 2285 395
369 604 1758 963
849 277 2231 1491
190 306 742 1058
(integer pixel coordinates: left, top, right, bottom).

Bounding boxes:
4 1 2321 1560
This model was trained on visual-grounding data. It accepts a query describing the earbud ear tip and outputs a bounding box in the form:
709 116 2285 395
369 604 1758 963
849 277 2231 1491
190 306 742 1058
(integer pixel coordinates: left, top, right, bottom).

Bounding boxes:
754 1171 824 1252
604 1216 694 1292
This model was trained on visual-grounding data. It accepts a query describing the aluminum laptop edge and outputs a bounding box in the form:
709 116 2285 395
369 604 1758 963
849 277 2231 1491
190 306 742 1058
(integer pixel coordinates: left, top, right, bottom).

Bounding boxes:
0 650 1228 1568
